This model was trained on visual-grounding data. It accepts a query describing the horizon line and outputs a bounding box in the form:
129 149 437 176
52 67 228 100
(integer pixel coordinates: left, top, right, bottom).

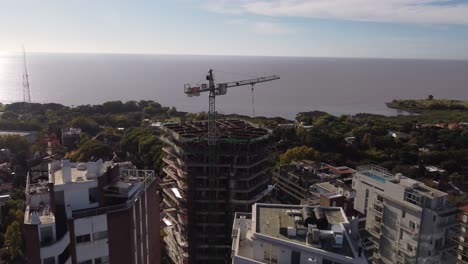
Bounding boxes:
2 50 468 62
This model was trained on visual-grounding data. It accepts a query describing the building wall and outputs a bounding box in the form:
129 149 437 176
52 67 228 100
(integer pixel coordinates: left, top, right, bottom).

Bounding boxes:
55 181 99 211
161 132 271 264
108 208 134 264
106 182 160 264
145 180 161 264
74 214 109 263
24 224 41 264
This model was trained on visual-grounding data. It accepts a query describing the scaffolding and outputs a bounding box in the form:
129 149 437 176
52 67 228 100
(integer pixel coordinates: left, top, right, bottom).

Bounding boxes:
160 119 272 264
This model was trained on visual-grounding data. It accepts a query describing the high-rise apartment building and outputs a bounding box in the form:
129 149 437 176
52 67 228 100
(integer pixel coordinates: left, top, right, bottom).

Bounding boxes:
454 205 468 264
160 120 273 264
353 164 458 264
24 160 160 264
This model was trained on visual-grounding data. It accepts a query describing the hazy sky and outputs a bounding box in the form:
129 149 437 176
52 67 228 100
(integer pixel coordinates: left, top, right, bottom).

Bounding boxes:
2 0 468 59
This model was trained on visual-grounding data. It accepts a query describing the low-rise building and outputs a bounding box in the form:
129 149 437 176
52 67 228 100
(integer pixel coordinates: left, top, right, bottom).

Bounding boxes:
61 128 81 149
272 161 332 205
23 159 160 264
0 130 37 143
231 203 368 264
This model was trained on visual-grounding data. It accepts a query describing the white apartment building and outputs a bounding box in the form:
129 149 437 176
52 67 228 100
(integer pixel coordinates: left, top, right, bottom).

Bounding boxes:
24 160 160 264
352 164 458 264
231 203 368 264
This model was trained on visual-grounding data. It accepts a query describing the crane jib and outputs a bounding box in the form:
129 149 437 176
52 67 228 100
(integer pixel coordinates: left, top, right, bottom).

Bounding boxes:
184 75 280 95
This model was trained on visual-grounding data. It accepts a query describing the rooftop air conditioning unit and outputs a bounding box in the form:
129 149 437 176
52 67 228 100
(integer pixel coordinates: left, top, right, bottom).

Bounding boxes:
287 227 297 237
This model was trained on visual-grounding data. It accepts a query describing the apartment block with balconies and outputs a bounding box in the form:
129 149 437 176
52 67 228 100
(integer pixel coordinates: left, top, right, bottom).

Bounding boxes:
352 164 458 264
24 160 160 264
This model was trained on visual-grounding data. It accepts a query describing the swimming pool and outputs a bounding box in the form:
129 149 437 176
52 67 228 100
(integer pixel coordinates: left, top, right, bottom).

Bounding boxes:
362 172 386 183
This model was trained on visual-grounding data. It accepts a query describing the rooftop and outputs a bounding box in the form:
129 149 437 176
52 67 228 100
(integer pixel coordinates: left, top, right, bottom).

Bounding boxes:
62 127 81 136
162 119 270 142
459 205 468 213
49 160 112 185
315 182 339 193
233 203 364 262
356 164 447 198
25 160 155 224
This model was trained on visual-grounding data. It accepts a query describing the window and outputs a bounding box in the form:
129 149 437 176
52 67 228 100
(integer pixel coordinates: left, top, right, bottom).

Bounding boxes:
43 257 55 264
88 187 98 204
93 231 108 240
409 221 416 230
76 234 91 244
40 226 53 245
402 210 406 218
95 256 109 264
407 243 414 252
435 238 443 249
291 251 301 264
77 260 92 264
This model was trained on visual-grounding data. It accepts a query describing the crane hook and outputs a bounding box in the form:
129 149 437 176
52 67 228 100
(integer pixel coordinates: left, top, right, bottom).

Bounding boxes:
251 84 255 118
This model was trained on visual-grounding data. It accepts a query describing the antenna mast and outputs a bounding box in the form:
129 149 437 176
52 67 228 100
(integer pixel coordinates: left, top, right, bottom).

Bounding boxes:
22 46 32 118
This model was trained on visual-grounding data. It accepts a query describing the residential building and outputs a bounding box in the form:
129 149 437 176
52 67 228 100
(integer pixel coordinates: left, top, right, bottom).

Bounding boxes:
231 203 368 264
61 128 81 150
454 205 468 264
0 130 37 143
272 161 332 205
160 120 273 264
353 164 458 264
23 159 160 264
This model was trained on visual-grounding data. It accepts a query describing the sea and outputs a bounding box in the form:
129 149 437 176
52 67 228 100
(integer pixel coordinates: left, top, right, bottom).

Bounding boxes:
1 53 468 120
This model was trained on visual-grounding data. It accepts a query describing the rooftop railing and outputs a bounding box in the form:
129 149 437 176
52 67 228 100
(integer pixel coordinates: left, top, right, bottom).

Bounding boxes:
357 164 395 180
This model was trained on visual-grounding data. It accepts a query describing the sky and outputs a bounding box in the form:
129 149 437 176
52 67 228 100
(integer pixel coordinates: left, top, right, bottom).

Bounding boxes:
1 0 468 59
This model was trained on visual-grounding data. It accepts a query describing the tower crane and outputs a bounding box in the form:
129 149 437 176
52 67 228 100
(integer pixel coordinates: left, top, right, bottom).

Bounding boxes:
183 70 279 257
184 69 280 146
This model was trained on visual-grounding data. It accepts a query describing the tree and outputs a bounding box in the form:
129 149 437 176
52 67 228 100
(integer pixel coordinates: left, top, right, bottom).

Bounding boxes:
4 221 22 260
449 172 464 184
68 116 99 135
427 95 434 100
167 106 177 116
70 140 112 161
279 146 318 166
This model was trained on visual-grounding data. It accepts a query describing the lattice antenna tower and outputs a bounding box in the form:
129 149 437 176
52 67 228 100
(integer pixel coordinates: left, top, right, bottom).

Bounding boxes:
22 46 32 118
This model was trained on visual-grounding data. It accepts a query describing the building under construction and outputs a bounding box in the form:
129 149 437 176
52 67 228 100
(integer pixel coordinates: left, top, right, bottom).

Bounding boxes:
161 119 273 264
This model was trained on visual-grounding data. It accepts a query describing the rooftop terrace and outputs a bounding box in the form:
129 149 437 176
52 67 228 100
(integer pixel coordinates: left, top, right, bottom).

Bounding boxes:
256 205 354 257
356 164 447 198
232 204 363 263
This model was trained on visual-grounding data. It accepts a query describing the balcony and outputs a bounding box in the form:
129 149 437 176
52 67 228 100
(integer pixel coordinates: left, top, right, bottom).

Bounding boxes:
397 220 418 237
395 254 405 264
372 206 383 217
374 197 384 206
397 243 416 258
367 226 381 238
372 220 382 229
